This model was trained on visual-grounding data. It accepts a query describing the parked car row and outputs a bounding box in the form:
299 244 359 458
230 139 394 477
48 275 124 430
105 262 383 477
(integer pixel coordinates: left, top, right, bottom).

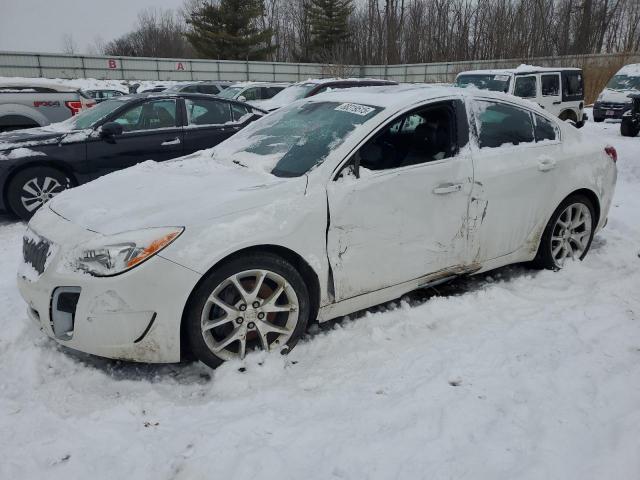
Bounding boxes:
0 92 266 219
13 81 617 369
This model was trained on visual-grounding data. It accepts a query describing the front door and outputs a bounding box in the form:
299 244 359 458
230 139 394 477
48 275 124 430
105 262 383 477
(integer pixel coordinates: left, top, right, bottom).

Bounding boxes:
326 100 474 301
468 99 562 262
86 98 183 179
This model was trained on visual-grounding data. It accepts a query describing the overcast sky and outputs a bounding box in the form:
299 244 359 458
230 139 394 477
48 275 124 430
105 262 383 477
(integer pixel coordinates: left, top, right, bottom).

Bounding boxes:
0 0 185 54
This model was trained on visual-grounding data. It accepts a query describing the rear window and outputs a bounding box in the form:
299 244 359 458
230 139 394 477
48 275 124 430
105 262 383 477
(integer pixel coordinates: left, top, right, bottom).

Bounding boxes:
475 101 534 148
456 74 511 93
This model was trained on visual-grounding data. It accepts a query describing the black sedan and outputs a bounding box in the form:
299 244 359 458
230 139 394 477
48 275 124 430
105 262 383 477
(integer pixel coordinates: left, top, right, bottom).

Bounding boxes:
0 93 266 220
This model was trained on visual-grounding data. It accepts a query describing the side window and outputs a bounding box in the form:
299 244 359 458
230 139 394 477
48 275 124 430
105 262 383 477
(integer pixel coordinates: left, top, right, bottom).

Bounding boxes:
475 101 534 148
230 103 251 122
358 102 456 171
241 88 259 101
198 85 219 95
514 76 537 98
563 71 584 99
185 98 231 126
182 85 200 93
533 113 558 142
112 100 177 132
266 86 284 98
541 74 560 96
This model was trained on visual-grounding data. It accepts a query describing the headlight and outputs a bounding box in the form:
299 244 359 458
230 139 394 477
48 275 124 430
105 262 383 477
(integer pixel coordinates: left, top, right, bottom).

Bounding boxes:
75 227 183 276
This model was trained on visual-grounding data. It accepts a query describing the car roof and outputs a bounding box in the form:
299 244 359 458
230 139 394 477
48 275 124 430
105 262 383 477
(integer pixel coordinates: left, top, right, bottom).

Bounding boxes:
307 83 547 113
296 77 398 86
0 81 79 92
617 63 640 76
227 81 290 88
457 65 581 77
113 91 268 112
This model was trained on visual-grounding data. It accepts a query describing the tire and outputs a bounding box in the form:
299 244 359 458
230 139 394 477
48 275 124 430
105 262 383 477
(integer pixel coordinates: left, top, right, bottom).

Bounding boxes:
533 194 596 270
184 252 310 369
6 166 73 221
621 119 639 137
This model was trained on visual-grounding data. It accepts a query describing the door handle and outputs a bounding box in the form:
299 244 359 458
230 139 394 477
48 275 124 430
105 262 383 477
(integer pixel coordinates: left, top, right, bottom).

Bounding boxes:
552 101 561 105
433 183 463 194
161 137 181 146
537 156 557 172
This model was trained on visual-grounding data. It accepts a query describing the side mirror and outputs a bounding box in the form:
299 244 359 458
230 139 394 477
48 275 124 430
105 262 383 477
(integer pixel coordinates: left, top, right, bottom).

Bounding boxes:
101 122 124 138
237 95 247 103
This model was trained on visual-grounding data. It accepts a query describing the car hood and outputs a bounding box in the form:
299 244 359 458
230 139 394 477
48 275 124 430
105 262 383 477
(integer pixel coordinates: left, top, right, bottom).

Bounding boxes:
597 88 636 104
0 127 65 150
47 158 304 235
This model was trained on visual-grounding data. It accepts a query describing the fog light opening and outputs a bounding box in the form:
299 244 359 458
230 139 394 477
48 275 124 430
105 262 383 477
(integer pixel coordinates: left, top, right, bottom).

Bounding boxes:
51 287 81 340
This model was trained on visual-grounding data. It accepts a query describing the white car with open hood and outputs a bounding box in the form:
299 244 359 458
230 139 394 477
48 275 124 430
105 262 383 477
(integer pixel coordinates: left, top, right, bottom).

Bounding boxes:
17 85 617 368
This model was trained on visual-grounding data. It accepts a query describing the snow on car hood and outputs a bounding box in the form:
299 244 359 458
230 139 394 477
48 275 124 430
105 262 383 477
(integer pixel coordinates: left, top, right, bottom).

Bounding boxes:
48 155 303 235
0 127 65 149
597 88 635 104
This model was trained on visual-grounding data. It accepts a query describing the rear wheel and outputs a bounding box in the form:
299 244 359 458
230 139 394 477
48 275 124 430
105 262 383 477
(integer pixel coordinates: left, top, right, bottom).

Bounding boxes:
533 194 596 270
6 166 73 221
184 253 310 369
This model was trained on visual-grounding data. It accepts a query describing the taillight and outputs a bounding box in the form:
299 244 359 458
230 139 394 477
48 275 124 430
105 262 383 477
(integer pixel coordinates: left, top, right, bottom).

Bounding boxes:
65 100 83 116
604 145 617 163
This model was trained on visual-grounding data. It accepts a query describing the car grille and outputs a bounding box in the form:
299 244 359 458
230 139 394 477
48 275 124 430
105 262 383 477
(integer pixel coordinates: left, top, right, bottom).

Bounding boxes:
23 234 51 275
597 102 628 110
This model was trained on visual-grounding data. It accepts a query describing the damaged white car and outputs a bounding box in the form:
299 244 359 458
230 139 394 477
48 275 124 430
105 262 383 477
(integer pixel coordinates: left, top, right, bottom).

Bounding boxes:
17 85 617 368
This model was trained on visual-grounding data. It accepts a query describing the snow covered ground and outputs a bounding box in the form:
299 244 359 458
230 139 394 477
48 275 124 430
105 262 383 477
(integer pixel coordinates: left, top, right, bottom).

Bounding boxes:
1 116 639 479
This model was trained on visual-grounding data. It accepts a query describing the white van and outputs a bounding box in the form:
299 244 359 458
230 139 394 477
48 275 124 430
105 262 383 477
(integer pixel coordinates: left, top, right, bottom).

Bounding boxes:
593 63 640 122
455 65 586 127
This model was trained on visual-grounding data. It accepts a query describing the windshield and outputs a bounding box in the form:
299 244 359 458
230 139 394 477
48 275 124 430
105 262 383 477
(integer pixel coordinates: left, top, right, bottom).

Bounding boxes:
606 75 640 91
54 99 126 130
266 83 316 104
218 86 244 99
456 74 511 93
211 100 383 177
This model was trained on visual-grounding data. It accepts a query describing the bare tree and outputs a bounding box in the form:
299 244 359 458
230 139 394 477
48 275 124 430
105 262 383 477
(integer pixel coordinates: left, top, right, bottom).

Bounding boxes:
61 34 78 55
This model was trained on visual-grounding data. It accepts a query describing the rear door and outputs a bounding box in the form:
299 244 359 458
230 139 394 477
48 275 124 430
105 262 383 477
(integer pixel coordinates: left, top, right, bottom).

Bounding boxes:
538 73 562 116
468 99 562 262
86 98 184 178
182 97 239 154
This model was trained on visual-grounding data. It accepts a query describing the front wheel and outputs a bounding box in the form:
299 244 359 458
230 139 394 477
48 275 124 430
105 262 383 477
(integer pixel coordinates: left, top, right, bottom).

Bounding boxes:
6 166 73 221
621 118 639 137
533 195 596 270
184 253 310 369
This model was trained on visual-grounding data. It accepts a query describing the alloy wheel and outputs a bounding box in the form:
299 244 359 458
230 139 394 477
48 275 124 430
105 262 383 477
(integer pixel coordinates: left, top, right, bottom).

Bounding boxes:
20 176 66 212
550 202 592 267
200 269 300 360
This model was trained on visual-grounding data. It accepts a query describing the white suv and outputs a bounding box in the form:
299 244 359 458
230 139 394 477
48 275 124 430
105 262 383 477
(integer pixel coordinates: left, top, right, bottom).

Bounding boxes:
456 66 586 127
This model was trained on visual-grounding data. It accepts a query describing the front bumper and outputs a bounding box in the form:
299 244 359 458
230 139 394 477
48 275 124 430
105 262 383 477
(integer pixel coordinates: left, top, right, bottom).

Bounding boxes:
593 102 631 120
17 207 201 363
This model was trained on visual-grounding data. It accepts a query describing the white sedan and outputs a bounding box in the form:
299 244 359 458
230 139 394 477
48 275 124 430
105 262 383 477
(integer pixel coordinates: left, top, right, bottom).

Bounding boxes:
17 85 617 368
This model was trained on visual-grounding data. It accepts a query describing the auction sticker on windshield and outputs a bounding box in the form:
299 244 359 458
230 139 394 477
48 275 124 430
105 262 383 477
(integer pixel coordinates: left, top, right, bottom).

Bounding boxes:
494 75 510 81
335 103 376 116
